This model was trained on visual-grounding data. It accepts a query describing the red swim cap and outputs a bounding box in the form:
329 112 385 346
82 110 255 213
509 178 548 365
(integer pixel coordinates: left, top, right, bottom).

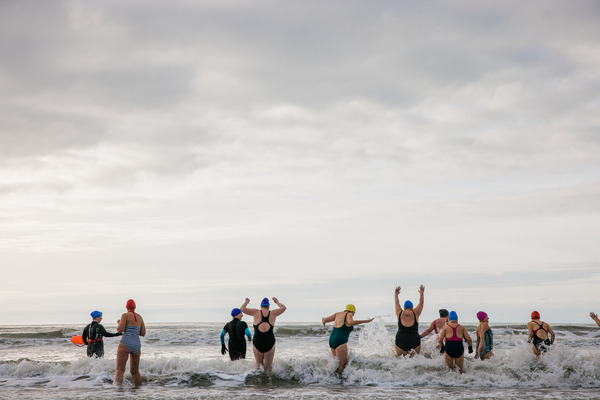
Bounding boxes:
126 299 136 310
531 311 540 320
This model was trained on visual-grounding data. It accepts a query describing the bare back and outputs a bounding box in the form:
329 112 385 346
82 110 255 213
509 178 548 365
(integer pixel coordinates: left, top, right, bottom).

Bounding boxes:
333 311 352 328
117 312 146 336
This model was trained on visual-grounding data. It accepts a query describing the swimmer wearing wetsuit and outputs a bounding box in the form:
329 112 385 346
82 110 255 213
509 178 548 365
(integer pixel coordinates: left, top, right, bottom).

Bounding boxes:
439 311 473 373
82 310 121 358
394 285 425 357
527 311 555 356
240 297 286 372
322 304 374 374
220 308 252 361
115 299 146 387
475 311 493 360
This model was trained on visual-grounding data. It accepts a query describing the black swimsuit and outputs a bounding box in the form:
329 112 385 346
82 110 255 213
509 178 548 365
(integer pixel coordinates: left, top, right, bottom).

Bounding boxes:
532 321 551 352
253 311 275 353
395 309 421 352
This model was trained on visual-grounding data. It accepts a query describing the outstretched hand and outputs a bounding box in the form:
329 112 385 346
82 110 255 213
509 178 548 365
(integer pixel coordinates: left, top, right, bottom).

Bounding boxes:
395 286 401 296
419 285 425 294
244 298 250 304
272 297 279 304
590 312 598 320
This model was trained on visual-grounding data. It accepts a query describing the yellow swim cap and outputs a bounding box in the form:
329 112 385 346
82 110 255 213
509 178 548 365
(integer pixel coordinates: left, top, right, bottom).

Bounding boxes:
345 304 356 313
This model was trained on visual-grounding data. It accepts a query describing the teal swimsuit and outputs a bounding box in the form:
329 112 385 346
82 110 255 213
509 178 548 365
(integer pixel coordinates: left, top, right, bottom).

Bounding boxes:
329 312 354 349
480 328 493 359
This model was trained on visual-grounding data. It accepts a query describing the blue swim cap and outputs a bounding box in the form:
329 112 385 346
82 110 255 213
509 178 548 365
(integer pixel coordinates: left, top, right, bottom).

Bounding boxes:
90 310 102 319
261 298 270 307
231 308 242 317
404 300 413 309
449 311 458 321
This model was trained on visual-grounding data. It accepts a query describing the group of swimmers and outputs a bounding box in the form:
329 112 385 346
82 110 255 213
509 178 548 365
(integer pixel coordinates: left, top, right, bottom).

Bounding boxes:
81 290 600 386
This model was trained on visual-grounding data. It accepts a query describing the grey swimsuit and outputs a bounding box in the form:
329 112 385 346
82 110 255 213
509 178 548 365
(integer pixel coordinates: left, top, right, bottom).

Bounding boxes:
120 325 141 354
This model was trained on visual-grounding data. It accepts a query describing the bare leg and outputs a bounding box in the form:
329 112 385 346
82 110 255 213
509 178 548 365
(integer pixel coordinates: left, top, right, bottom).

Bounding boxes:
532 344 541 356
262 345 276 373
395 345 408 357
444 353 455 370
252 345 264 369
482 351 493 360
115 343 129 385
409 345 422 358
455 354 465 373
334 344 349 374
129 351 142 387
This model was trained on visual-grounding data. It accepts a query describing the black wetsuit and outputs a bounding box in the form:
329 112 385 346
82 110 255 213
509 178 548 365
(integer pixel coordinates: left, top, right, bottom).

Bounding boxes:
82 321 121 358
223 318 249 361
395 309 421 352
253 311 275 353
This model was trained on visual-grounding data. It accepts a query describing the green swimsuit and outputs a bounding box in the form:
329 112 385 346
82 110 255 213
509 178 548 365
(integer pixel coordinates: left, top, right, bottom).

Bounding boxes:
329 312 354 349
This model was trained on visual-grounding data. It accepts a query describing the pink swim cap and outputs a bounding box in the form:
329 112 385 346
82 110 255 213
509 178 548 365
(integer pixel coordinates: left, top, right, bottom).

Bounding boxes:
477 311 488 322
126 299 136 310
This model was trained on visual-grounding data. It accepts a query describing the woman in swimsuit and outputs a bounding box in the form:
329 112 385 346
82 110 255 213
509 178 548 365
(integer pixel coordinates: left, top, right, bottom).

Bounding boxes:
115 299 146 387
475 311 493 360
322 304 374 375
439 311 473 373
394 285 425 357
241 297 286 372
527 311 555 356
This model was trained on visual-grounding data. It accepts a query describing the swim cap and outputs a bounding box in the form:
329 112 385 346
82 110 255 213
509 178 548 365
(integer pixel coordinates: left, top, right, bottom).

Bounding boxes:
260 298 270 307
449 311 458 321
477 311 488 322
439 309 449 318
231 308 242 317
531 311 540 320
404 300 413 309
345 304 356 313
126 299 136 310
91 310 102 319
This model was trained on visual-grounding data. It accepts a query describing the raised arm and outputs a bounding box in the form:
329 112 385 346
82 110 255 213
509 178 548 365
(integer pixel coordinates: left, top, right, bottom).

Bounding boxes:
240 298 258 316
271 297 287 316
590 312 600 328
414 285 425 316
394 286 402 318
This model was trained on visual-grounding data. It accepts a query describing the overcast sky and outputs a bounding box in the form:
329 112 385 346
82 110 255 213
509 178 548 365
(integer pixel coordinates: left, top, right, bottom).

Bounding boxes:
1 1 599 325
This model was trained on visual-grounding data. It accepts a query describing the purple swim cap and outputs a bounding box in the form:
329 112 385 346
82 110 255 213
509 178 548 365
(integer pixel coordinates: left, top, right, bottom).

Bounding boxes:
477 311 488 322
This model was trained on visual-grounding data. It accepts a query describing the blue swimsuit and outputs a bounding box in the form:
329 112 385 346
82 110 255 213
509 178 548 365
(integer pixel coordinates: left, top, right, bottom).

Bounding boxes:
121 325 141 354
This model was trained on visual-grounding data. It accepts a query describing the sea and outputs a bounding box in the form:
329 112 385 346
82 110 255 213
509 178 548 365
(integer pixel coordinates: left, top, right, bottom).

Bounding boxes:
1 319 600 399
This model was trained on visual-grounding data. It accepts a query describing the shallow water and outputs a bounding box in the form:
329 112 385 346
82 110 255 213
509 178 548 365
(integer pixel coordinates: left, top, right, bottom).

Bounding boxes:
1 321 600 399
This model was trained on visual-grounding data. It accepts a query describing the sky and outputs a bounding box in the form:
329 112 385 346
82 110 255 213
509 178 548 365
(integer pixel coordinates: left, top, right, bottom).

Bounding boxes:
1 0 599 325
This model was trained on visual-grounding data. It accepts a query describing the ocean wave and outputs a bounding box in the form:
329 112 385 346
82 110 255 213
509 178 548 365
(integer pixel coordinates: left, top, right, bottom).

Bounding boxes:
1 343 599 390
